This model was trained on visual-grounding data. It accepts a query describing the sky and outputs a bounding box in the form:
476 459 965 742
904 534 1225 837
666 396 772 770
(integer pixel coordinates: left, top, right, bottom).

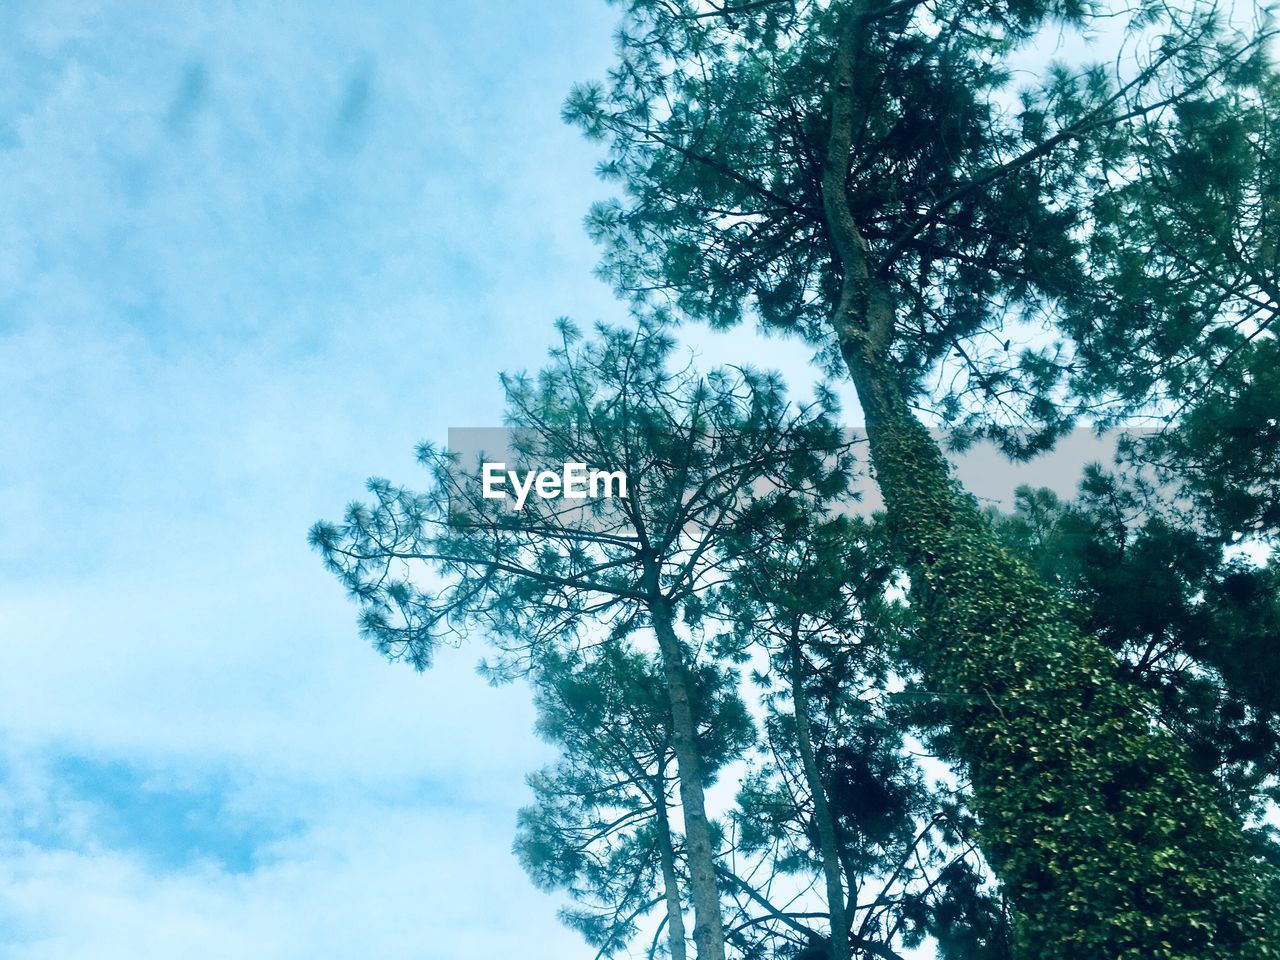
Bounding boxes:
0 3 1173 957
0 1 678 956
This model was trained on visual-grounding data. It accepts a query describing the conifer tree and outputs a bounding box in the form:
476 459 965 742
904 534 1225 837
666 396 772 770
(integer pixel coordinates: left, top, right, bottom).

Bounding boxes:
311 321 853 960
719 503 887 960
719 501 1015 960
564 1 1280 953
990 477 1280 828
1071 59 1279 536
516 644 753 959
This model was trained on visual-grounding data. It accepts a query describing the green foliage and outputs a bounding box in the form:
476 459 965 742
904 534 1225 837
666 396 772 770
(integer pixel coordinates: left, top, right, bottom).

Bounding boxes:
568 0 1269 452
989 476 1280 823
1138 338 1280 537
516 644 752 955
868 407 1280 958
1066 53 1280 541
315 319 1029 958
565 1 1280 954
1070 60 1279 422
312 321 857 959
309 320 851 672
718 501 1016 960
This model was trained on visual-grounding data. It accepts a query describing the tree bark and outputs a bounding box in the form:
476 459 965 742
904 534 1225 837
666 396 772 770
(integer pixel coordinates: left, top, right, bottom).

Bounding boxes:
651 593 726 960
654 777 690 960
815 3 1280 956
787 633 852 960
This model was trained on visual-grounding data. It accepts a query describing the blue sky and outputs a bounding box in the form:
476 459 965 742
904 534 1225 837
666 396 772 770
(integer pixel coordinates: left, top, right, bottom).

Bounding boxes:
0 1 712 955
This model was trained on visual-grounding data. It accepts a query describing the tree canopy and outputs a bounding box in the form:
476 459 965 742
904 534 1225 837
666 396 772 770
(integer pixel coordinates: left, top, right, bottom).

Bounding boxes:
314 2 1280 957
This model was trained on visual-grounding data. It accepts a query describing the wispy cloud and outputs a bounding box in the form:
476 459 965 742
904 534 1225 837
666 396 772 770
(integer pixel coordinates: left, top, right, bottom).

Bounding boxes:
0 0 628 954
0 764 582 958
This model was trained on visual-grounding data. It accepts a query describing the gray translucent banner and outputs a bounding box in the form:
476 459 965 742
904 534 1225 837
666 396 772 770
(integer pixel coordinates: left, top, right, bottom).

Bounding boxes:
446 426 1147 528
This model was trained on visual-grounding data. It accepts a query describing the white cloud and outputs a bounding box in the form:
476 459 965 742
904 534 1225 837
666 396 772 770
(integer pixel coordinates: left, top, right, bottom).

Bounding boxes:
0 0 627 954
1 796 582 960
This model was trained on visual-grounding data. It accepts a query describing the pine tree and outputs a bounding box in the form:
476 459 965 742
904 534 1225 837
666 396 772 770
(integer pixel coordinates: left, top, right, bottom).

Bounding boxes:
311 321 853 960
516 643 753 959
719 500 1015 960
564 1 1280 953
1066 50 1280 538
990 477 1280 830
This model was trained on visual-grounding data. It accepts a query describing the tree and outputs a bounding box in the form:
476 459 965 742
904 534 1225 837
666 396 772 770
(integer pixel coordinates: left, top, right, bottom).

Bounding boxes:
1070 58 1279 537
316 321 1045 958
565 1 1280 954
514 493 1017 960
718 501 1014 960
311 321 853 960
1135 336 1280 537
989 476 1280 828
718 502 890 960
516 644 753 959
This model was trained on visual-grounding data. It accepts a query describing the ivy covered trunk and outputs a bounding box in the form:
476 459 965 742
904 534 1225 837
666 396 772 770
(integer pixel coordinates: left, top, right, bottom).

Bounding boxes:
817 6 1280 957
849 344 1279 957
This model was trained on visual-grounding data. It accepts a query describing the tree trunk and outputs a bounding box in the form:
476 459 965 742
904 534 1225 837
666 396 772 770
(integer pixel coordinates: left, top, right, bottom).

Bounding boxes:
651 595 726 960
787 633 852 960
814 4 1280 956
654 776 690 960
